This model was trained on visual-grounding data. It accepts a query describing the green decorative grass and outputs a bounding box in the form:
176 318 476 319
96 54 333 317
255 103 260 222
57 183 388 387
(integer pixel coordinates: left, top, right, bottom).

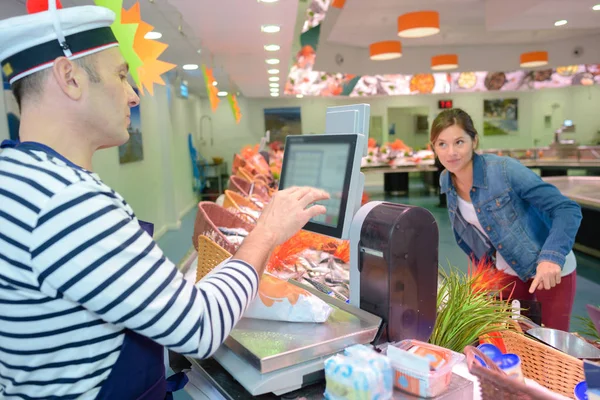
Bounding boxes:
431 265 517 352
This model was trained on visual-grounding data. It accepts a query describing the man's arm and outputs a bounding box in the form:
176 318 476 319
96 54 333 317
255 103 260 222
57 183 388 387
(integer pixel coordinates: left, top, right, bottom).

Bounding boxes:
30 182 328 358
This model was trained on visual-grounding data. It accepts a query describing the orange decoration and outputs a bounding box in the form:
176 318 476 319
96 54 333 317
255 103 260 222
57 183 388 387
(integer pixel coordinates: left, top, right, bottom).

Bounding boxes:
369 41 402 61
257 274 310 307
120 2 175 95
397 11 440 38
331 0 346 8
202 65 220 112
431 54 458 71
520 51 548 68
333 240 350 263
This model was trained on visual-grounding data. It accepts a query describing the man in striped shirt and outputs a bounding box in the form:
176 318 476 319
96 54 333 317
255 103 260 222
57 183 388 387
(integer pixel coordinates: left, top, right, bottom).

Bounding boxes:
0 2 329 399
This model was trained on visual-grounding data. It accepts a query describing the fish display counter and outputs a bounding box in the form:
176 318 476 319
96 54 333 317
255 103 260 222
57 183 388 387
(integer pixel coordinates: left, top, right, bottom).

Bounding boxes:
543 176 600 258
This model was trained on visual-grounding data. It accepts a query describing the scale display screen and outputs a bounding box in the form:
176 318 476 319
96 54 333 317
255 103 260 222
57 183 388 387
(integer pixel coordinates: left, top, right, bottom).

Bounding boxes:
279 134 357 238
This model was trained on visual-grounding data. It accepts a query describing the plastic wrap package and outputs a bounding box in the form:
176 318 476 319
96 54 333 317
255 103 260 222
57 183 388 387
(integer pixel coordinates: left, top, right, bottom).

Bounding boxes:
324 344 393 400
244 274 333 323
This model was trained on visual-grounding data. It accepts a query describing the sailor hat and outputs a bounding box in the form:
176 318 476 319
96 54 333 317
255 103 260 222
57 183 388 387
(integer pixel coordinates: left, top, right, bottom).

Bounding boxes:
0 0 118 85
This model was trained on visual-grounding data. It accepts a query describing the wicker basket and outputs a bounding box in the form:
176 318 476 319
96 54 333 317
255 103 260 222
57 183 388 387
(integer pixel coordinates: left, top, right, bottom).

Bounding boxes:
228 176 270 202
192 202 254 254
222 190 260 223
500 327 584 398
232 154 247 174
196 235 232 283
464 345 559 400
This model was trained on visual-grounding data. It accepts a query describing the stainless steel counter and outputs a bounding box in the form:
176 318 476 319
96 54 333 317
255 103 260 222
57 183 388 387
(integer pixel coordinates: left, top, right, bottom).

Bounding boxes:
543 176 600 209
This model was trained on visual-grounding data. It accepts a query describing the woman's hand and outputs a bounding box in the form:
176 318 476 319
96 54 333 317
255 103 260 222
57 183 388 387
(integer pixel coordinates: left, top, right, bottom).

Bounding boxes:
529 261 562 293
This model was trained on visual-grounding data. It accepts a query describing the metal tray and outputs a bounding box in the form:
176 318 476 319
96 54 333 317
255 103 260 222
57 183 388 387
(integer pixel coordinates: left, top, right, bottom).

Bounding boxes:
222 280 382 374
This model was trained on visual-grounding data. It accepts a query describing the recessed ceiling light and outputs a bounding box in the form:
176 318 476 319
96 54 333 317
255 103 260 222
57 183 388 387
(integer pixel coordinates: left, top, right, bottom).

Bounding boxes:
554 19 567 26
258 0 278 3
212 81 218 86
296 94 304 98
182 64 199 70
197 49 202 54
266 58 280 65
217 91 228 97
261 25 280 33
144 31 162 40
269 76 280 82
268 69 279 74
271 92 279 97
593 4 600 10
270 87 279 92
269 83 279 88
264 44 280 52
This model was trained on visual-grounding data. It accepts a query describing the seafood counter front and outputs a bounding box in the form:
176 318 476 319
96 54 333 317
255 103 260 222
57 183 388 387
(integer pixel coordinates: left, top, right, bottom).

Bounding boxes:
169 104 479 400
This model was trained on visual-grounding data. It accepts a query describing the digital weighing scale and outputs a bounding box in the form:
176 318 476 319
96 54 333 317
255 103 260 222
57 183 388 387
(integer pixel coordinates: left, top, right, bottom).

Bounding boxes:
175 104 442 398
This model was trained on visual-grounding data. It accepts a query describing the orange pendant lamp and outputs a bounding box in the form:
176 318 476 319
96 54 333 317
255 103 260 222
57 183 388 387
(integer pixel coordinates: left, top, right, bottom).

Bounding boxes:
520 51 548 68
398 11 440 38
431 54 458 70
370 41 402 60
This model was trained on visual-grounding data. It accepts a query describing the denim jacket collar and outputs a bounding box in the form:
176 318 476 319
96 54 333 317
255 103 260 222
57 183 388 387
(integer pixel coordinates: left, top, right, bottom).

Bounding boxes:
440 152 488 194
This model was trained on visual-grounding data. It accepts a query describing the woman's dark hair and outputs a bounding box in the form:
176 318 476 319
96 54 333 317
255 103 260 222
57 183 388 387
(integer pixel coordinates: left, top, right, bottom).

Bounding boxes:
430 108 478 145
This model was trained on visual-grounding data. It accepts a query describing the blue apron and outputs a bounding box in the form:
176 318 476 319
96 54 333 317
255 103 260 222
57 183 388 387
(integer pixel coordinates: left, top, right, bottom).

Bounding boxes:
0 141 188 399
97 221 188 399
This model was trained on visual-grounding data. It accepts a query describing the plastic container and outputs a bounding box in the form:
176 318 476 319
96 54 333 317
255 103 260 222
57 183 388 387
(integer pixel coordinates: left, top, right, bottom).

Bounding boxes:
575 381 588 400
386 340 464 398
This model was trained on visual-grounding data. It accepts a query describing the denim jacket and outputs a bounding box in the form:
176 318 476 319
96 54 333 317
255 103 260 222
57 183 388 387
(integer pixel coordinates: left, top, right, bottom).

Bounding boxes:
440 153 582 281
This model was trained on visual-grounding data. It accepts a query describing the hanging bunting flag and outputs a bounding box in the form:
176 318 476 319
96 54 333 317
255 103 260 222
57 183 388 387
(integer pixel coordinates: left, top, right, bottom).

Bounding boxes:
94 0 176 95
227 93 242 124
201 64 220 112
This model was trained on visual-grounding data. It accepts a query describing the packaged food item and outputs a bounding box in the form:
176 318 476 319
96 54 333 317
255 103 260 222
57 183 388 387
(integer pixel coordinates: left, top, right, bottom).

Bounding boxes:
386 340 464 398
244 273 333 323
496 353 524 383
324 345 392 400
476 343 524 382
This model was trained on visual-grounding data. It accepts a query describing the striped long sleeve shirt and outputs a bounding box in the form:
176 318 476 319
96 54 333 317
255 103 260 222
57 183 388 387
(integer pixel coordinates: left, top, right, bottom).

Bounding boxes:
0 142 259 399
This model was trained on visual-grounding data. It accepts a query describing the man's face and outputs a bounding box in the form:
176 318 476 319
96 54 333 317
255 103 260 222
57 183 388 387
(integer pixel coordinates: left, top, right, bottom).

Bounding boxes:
82 48 140 149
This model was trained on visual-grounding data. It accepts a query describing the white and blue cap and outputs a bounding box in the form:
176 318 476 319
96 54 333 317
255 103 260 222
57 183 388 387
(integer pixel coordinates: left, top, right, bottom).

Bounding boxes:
0 0 118 85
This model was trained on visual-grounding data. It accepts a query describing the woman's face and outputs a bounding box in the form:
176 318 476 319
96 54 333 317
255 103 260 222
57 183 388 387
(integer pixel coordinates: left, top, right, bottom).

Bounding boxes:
433 125 477 174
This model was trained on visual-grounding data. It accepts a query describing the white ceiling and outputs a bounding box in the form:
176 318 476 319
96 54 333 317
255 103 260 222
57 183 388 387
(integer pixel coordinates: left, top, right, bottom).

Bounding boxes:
2 0 599 98
0 0 301 98
328 0 600 47
314 0 600 75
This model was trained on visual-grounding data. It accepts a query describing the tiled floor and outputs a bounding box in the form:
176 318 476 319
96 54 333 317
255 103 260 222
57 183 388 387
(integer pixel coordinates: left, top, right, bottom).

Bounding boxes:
157 183 600 399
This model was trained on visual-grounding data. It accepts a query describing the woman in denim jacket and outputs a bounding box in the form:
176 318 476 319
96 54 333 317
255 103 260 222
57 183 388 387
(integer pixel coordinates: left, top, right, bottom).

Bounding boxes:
432 109 582 330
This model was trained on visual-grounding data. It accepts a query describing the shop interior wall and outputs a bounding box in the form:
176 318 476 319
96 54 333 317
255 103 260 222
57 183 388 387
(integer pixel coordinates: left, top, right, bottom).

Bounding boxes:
0 84 199 241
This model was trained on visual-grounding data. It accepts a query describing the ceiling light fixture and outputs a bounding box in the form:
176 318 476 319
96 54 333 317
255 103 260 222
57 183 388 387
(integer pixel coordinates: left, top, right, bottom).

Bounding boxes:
261 25 280 33
269 83 279 88
144 31 162 40
397 11 440 38
212 81 218 86
264 44 280 51
593 4 600 10
258 0 278 3
520 51 548 68
431 54 458 70
369 41 402 60
270 87 279 92
182 64 199 70
269 76 280 82
266 58 280 64
271 92 279 97
296 94 304 98
268 69 279 74
217 91 228 97
554 19 567 26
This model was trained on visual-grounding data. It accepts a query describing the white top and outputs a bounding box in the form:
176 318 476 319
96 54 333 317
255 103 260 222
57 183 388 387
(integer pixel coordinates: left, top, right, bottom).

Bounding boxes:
0 144 259 399
457 196 576 277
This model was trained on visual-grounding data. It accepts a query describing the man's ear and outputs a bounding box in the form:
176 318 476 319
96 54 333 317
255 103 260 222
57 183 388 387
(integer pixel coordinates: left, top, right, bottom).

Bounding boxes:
51 57 83 101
